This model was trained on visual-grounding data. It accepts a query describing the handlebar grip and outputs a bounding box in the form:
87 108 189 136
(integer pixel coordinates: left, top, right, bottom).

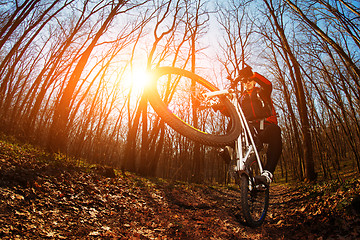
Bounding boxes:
203 89 231 98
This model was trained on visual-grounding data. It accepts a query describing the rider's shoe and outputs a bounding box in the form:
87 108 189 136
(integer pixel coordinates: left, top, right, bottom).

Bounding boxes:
255 170 273 186
262 170 273 184
218 148 231 164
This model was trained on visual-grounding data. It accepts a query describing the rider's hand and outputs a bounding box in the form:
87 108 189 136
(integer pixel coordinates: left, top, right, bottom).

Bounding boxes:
226 76 237 89
236 66 253 83
211 104 223 112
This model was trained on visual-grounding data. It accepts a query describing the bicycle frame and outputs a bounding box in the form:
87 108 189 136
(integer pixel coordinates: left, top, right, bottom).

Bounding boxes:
203 89 264 174
148 66 270 227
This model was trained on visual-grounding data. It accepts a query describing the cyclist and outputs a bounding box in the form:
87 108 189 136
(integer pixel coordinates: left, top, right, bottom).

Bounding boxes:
218 66 282 185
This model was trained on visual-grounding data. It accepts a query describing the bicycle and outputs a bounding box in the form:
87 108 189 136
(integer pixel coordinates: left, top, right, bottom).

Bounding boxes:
146 66 270 227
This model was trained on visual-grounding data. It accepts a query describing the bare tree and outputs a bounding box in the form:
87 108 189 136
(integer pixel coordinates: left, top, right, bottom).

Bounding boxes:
124 0 182 174
187 0 210 183
0 0 40 50
261 0 316 181
48 1 130 152
216 0 254 77
284 0 360 90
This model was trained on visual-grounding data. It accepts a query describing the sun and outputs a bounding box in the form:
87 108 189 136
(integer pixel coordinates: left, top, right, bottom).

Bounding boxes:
126 68 152 92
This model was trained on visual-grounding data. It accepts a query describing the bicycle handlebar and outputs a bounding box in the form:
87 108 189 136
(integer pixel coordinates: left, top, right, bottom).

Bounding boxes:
203 89 234 98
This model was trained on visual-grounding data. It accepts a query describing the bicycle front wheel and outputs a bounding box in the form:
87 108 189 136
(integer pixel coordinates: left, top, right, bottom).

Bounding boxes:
147 67 241 147
240 173 270 227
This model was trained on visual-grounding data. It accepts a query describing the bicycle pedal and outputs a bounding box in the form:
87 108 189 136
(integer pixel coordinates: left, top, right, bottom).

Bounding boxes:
254 175 269 187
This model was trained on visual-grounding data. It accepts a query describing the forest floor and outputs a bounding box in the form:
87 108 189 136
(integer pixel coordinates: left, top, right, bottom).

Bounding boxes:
1 138 360 239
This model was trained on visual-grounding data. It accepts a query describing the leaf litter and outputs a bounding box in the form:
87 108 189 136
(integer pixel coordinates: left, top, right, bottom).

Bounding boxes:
0 140 359 239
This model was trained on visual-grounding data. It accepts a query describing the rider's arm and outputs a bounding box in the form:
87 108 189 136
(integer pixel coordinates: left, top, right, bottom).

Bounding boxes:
213 103 230 116
250 72 272 96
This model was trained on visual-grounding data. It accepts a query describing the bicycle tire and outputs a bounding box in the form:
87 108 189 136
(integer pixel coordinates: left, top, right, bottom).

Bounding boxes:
147 67 241 147
240 173 270 227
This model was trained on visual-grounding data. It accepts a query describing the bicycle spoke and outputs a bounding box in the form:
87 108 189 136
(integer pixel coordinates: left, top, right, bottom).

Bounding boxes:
156 72 230 135
147 67 241 146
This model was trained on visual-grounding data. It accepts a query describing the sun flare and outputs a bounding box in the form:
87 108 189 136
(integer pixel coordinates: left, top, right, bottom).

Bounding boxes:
127 68 151 92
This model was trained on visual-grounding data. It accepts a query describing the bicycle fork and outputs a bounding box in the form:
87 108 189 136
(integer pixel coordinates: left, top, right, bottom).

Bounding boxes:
235 101 263 168
204 89 264 180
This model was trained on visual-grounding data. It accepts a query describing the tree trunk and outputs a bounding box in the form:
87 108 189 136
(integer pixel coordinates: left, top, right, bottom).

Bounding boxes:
263 0 316 181
47 2 123 152
284 0 360 90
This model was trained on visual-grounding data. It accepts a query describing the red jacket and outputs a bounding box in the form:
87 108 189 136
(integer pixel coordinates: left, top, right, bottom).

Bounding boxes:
240 72 278 124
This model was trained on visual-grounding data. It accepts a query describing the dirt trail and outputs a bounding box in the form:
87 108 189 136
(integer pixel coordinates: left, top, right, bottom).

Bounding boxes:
0 141 359 239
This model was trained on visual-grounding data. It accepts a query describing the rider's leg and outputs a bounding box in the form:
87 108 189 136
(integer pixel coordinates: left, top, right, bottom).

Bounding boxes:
248 122 263 150
262 123 282 174
218 147 231 164
256 123 282 185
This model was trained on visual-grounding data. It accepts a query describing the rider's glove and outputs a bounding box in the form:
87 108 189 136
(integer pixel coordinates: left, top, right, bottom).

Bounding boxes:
227 76 238 89
211 103 223 112
212 103 230 116
236 66 253 83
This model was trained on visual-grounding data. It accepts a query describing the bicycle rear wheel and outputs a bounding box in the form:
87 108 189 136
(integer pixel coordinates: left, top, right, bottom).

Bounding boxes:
240 170 270 227
147 67 241 147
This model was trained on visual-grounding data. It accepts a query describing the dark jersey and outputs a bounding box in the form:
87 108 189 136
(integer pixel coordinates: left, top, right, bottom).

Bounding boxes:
240 72 277 124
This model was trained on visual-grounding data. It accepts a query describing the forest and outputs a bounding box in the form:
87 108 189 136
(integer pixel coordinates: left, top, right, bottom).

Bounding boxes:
0 0 359 184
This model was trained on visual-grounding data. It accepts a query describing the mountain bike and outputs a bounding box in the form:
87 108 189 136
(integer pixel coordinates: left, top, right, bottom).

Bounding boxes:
146 66 270 227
